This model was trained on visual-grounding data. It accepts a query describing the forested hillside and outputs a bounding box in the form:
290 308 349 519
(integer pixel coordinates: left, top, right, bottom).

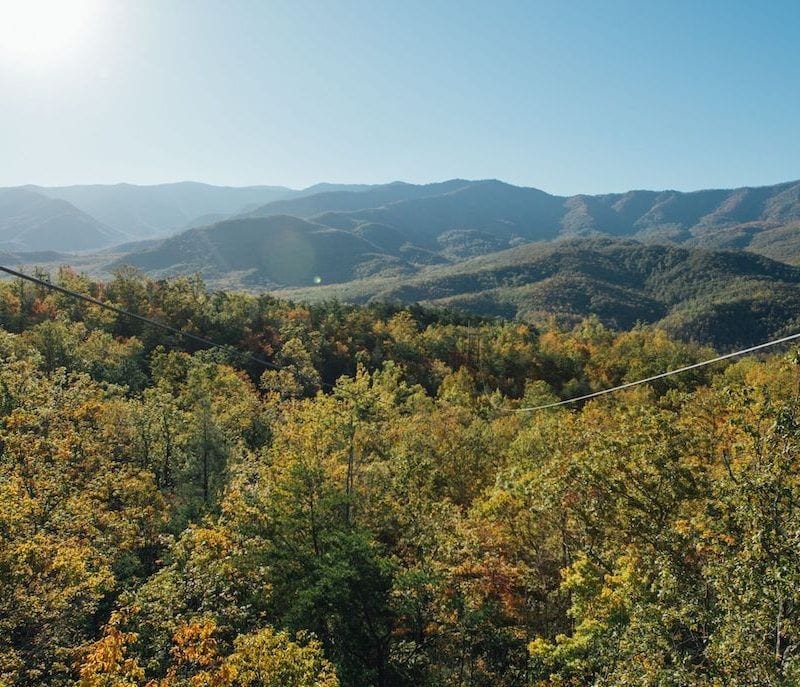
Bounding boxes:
2 268 800 686
280 239 800 351
20 235 800 356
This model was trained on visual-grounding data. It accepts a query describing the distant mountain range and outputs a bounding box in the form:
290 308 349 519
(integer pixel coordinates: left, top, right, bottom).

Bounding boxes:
0 181 380 250
2 176 800 349
33 182 295 239
113 178 800 285
1 177 799 258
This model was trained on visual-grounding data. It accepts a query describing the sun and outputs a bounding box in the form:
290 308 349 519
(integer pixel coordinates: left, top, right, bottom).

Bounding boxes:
0 0 100 67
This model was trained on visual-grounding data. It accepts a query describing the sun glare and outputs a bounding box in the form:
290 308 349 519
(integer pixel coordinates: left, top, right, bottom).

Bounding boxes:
0 0 100 67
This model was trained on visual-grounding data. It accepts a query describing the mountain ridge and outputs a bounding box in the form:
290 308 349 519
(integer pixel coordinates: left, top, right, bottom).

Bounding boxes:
114 177 800 289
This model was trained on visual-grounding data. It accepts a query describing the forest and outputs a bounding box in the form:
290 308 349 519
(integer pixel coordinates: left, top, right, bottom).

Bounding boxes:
2 266 800 686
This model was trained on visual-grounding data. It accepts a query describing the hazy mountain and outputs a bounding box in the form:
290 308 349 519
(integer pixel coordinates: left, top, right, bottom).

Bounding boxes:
277 238 800 351
241 179 476 220
36 181 296 238
237 178 800 263
115 214 418 286
7 177 798 260
0 188 126 252
293 182 378 196
23 181 404 244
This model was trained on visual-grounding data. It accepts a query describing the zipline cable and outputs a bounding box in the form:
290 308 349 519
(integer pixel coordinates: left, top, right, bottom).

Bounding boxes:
510 330 800 412
0 264 333 389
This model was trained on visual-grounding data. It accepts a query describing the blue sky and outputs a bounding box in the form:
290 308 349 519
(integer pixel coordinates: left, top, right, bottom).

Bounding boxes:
1 0 798 194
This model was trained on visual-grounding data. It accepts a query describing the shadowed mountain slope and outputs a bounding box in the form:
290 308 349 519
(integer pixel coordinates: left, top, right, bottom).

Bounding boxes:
116 214 413 286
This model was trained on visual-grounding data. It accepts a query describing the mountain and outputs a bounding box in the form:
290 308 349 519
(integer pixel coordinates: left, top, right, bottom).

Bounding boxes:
308 180 565 250
115 214 417 286
36 181 413 240
36 181 296 238
8 177 799 259
559 180 800 245
115 178 800 291
0 188 126 252
276 238 800 351
292 182 378 196
113 197 800 350
234 178 800 264
241 179 476 220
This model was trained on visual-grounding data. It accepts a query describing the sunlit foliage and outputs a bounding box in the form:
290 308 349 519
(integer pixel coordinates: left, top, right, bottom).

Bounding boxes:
0 270 799 686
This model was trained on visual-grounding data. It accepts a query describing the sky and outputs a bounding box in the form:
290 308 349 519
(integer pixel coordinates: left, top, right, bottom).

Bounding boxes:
0 0 798 195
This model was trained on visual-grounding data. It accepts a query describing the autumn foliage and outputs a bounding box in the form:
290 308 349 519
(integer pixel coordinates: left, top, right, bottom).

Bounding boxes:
1 268 800 686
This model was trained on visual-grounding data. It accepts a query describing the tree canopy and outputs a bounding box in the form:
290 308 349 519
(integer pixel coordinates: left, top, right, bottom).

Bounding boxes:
1 268 799 686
